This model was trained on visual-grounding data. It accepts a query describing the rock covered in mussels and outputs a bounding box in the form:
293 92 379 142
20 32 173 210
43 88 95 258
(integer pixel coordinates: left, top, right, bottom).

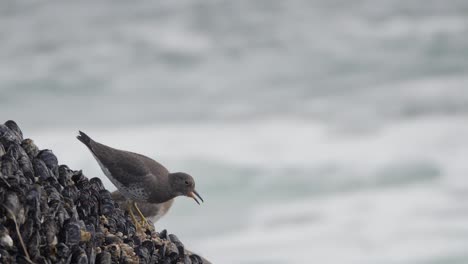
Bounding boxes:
0 120 209 264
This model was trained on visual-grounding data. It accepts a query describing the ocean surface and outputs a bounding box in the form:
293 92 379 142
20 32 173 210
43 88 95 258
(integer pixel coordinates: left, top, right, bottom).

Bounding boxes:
1 1 468 263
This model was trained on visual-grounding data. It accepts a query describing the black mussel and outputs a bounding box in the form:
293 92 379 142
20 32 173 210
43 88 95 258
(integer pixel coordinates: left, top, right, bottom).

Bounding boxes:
61 220 81 246
132 232 141 246
26 187 41 223
190 254 203 264
105 234 122 244
0 124 21 148
99 190 114 216
47 176 63 192
45 185 62 202
43 217 57 247
33 158 52 180
161 259 172 264
62 185 79 202
58 165 74 187
159 243 167 258
20 217 36 244
0 143 5 157
89 177 105 192
141 240 155 255
56 242 70 258
169 234 184 257
5 120 23 141
165 242 179 260
17 147 34 181
0 248 13 263
149 251 161 264
71 247 88 264
158 229 168 240
37 149 59 176
21 138 39 159
95 251 112 264
1 153 19 177
6 143 20 160
71 170 86 184
137 246 150 264
184 255 193 264
27 230 41 259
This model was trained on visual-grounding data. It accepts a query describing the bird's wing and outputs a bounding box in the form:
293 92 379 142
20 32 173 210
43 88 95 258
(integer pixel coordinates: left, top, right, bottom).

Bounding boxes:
90 141 168 186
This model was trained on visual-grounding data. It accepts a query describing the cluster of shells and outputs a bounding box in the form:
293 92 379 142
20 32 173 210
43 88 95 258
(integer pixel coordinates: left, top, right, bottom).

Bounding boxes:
0 120 206 264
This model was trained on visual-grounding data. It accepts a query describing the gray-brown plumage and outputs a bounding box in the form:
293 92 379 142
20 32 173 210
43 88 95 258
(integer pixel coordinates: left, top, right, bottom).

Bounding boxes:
76 131 203 227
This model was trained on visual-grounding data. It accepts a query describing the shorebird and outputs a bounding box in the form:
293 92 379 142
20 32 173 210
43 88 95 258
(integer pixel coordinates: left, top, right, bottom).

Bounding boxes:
77 131 203 230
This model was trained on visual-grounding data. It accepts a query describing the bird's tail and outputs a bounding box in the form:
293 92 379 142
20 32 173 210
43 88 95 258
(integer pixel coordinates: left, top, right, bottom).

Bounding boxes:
76 131 94 150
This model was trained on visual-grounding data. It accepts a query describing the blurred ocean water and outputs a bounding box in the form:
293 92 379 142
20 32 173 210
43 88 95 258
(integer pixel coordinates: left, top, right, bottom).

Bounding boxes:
1 1 468 263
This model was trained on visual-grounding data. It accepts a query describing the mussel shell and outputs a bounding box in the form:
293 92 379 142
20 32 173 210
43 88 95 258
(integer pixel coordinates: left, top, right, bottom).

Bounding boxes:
43 217 57 247
21 138 39 159
158 229 168 240
37 149 59 176
169 234 184 257
98 190 114 216
4 120 23 141
71 247 88 264
141 240 155 255
1 153 19 177
27 230 41 259
136 246 150 264
56 243 70 258
0 124 21 148
25 187 42 223
58 165 74 187
61 221 81 246
0 143 5 158
33 158 52 180
95 251 111 264
184 255 193 264
189 254 203 264
89 177 105 192
0 248 13 263
165 242 179 259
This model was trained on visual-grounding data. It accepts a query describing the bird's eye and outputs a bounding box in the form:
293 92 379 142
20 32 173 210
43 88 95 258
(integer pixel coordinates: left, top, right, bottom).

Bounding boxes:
185 180 190 185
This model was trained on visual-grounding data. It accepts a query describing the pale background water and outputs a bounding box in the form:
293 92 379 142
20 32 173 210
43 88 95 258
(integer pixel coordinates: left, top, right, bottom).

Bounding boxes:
1 1 468 263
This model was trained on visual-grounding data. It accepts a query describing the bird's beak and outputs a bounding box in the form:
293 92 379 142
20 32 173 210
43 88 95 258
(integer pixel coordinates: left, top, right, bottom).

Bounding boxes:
189 190 204 205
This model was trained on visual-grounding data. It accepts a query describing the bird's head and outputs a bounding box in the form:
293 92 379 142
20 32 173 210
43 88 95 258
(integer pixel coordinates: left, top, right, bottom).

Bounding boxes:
169 172 204 205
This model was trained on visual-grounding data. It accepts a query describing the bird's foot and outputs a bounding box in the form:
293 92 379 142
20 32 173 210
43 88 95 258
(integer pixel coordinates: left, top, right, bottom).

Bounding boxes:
133 202 155 232
140 218 155 232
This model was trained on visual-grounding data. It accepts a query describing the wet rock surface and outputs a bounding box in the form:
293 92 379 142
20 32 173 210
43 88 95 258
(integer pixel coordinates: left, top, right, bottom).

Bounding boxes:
0 120 209 264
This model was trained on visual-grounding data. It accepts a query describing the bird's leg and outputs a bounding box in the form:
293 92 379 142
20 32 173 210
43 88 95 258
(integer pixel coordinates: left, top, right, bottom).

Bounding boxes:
127 202 143 233
133 202 154 231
